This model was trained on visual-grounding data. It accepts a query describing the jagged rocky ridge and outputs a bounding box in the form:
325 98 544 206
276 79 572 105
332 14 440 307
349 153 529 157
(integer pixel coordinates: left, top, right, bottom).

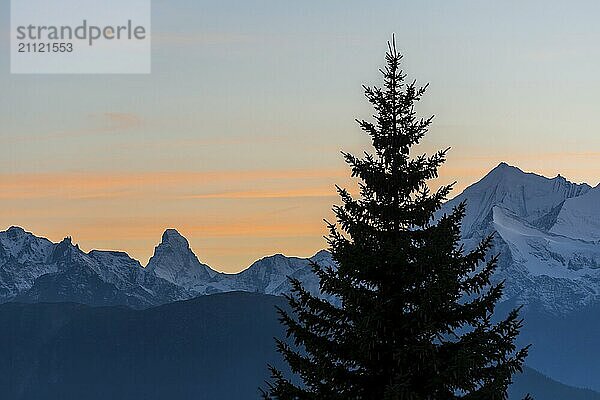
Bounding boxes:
438 162 600 315
0 162 598 314
0 226 332 308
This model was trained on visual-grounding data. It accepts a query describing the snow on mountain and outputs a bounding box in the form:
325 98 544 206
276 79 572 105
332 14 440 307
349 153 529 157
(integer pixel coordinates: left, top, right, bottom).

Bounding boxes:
0 226 54 265
0 226 332 307
12 235 191 308
490 206 600 314
492 206 599 278
440 163 591 238
234 253 319 296
88 249 146 288
0 227 57 298
143 229 334 297
145 229 224 294
550 185 600 242
0 162 596 314
439 163 599 314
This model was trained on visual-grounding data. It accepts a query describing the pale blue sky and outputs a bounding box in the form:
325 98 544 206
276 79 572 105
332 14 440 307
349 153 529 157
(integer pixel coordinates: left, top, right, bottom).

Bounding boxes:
1 1 599 271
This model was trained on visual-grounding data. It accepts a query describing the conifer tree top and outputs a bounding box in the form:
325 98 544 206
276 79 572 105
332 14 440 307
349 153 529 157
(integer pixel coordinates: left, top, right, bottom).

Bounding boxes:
263 36 530 400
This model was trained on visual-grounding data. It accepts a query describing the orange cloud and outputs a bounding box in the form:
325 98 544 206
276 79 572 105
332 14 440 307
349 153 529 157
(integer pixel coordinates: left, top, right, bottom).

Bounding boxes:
78 221 323 239
181 187 338 200
0 169 348 200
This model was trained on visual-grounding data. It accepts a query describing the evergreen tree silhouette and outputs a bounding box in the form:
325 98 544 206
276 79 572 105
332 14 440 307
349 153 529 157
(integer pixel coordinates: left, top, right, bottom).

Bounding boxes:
263 37 530 400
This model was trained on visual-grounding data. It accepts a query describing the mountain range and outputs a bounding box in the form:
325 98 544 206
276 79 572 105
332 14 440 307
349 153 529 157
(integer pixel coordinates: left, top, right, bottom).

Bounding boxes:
1 162 600 396
2 162 598 315
439 162 600 315
0 226 332 308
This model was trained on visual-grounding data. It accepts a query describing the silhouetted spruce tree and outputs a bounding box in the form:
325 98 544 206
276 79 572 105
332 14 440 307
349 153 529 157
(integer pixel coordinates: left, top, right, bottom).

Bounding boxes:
263 38 530 400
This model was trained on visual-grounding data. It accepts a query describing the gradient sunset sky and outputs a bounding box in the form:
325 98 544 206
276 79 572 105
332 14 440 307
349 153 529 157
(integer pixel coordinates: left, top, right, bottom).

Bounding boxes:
1 1 599 272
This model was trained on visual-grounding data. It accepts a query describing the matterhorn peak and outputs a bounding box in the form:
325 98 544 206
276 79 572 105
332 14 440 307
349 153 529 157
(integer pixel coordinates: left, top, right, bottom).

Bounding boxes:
149 229 196 266
146 229 217 287
160 229 189 250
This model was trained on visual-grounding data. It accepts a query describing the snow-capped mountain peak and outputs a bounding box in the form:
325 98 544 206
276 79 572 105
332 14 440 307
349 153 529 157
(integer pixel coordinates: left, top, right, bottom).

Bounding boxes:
49 237 76 262
0 226 54 265
146 229 218 289
440 163 592 238
160 229 190 252
437 164 599 314
550 185 600 242
0 163 596 315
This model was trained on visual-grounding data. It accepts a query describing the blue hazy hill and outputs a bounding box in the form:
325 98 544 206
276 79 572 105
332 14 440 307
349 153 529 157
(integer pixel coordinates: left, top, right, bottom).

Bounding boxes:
0 292 596 400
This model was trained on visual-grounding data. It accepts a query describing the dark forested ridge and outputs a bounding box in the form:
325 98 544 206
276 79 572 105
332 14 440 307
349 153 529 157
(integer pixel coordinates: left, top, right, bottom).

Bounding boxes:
511 367 600 400
0 292 287 400
0 292 594 400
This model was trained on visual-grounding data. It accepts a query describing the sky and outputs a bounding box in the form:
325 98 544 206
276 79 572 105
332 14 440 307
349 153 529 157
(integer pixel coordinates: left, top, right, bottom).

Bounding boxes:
1 1 599 272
